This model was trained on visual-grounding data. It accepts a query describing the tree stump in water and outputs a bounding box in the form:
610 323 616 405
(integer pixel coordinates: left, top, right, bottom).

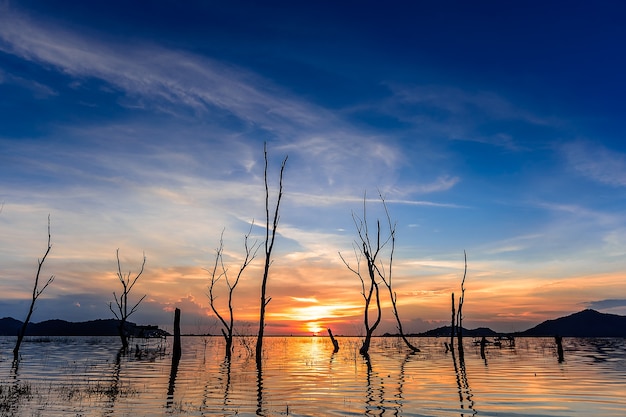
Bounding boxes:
555 335 564 363
327 328 339 353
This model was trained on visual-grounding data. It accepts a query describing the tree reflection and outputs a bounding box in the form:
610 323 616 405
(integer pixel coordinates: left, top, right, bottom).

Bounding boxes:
363 353 383 415
394 351 418 414
256 362 265 416
102 347 123 416
451 342 476 416
165 348 180 410
220 356 233 411
7 353 26 416
359 348 419 416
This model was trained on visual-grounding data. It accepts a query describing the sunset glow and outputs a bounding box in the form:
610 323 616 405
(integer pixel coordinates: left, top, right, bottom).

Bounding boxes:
2 2 626 336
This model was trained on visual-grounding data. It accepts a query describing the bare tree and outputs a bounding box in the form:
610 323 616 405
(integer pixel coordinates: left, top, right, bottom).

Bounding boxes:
449 292 456 352
447 251 467 355
339 193 385 356
208 225 259 358
376 195 420 352
455 251 467 359
13 215 55 361
109 249 146 351
256 143 288 367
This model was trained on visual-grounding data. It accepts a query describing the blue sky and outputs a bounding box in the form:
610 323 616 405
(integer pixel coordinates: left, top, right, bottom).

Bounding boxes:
1 0 626 334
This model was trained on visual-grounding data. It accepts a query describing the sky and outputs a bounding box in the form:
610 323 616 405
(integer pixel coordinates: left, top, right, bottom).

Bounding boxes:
1 0 626 336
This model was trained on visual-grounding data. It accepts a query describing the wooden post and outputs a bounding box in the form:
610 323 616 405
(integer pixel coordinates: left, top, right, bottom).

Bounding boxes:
480 336 487 360
167 308 182 407
555 335 564 363
327 328 339 353
450 293 455 350
173 308 181 360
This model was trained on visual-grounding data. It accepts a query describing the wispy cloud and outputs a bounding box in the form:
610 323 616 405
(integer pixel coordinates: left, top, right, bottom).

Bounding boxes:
483 233 544 255
585 299 626 310
561 140 626 187
288 191 464 209
372 83 558 151
534 200 618 225
0 68 57 98
0 7 456 202
0 7 326 132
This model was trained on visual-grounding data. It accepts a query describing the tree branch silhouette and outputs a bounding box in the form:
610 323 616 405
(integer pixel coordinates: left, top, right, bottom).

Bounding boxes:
208 224 259 357
109 249 146 351
13 215 55 361
256 143 288 368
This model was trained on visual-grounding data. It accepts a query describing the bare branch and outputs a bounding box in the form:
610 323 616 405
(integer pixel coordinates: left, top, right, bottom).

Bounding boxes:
456 250 468 342
208 229 230 333
257 143 288 366
109 301 120 320
128 294 147 317
14 215 56 360
111 249 147 350
35 275 55 299
209 221 261 358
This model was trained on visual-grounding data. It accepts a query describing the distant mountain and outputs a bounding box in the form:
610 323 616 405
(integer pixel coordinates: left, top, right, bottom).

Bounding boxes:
519 309 626 337
0 317 22 336
0 317 169 337
384 326 498 337
415 326 498 338
409 309 626 338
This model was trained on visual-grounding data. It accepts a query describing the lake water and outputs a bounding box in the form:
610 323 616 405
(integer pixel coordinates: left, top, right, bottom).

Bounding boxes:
1 335 625 416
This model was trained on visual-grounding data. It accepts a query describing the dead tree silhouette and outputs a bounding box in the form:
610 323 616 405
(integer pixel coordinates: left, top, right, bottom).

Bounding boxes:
208 225 259 358
256 143 288 369
109 249 146 351
13 215 55 361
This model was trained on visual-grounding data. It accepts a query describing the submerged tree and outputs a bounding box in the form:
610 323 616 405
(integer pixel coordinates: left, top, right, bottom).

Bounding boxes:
13 215 55 361
339 193 385 356
456 251 467 348
448 251 467 356
256 143 288 367
208 225 259 358
109 249 146 351
376 195 420 352
341 193 419 355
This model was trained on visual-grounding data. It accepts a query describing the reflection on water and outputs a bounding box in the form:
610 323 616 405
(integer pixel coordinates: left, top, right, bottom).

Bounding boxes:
451 345 476 416
1 335 626 416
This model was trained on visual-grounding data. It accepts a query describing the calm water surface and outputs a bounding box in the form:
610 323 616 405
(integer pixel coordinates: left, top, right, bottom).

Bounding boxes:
1 336 625 416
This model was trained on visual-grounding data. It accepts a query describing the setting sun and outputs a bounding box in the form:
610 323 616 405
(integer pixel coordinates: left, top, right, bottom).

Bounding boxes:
264 298 366 335
306 322 323 335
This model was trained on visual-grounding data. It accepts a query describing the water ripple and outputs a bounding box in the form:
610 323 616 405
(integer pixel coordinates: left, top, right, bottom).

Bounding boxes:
1 336 625 416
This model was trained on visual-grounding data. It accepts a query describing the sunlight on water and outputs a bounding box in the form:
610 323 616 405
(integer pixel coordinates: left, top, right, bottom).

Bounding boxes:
1 336 625 416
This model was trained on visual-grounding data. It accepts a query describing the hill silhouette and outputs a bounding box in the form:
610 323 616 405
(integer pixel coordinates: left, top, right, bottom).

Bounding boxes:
519 309 626 337
413 326 498 337
388 309 626 338
0 317 169 337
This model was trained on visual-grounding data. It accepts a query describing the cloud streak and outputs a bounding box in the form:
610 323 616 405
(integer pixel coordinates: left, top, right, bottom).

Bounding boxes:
561 141 626 187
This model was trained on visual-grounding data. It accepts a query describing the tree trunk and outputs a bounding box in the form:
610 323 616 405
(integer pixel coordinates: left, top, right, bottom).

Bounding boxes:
555 335 564 363
221 328 233 359
450 292 455 350
118 319 128 351
255 145 287 368
173 308 181 360
13 307 35 361
359 280 381 356
167 308 182 408
13 216 54 361
327 328 339 352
